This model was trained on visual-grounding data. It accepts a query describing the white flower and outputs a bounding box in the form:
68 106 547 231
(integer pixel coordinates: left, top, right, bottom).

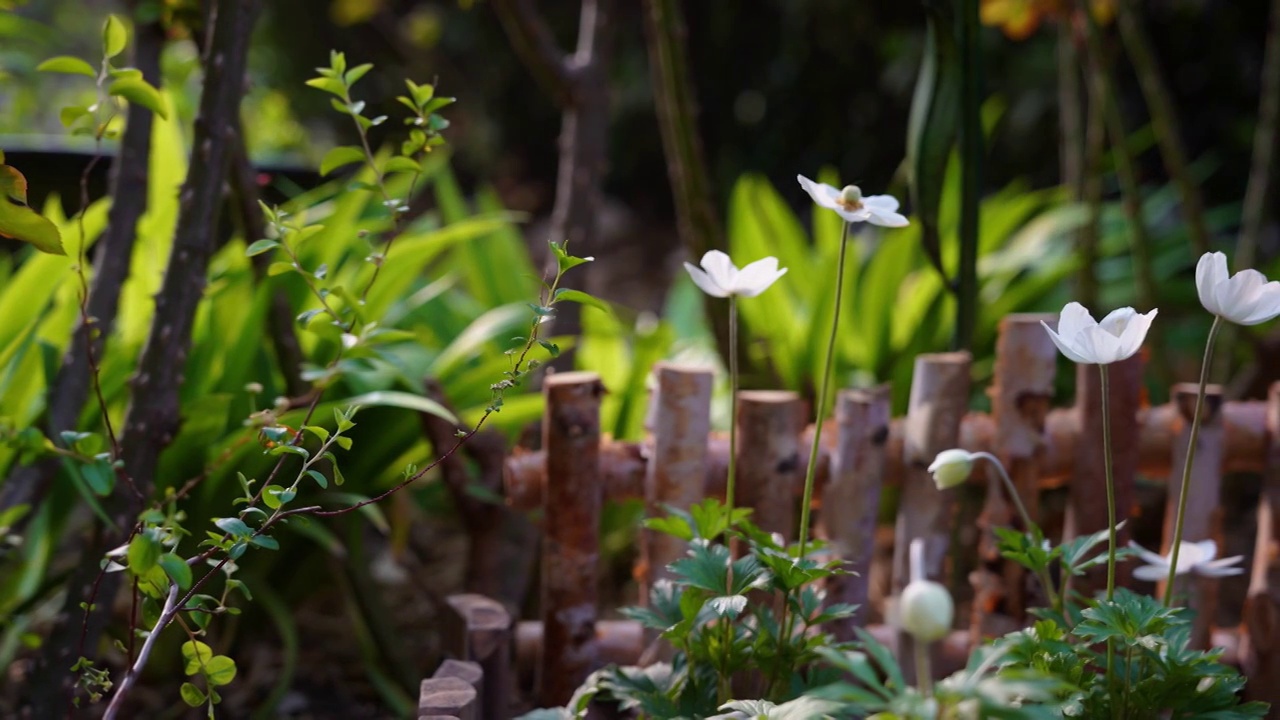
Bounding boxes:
1041 302 1157 365
899 538 953 643
683 250 787 298
1195 251 1280 325
928 449 976 489
1128 539 1244 581
797 175 909 227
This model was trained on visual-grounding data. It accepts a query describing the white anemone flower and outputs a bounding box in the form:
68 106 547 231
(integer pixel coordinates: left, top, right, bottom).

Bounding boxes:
1129 539 1244 581
928 449 977 490
683 250 786 298
797 175 909 227
1195 251 1280 326
1041 302 1157 365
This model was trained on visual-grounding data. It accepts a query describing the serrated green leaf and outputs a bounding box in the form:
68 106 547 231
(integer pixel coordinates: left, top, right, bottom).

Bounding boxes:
319 145 366 176
37 55 96 77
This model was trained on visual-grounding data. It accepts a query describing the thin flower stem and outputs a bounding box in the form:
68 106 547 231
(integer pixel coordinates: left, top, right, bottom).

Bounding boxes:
1163 314 1223 606
973 452 1060 611
1100 362 1117 719
797 221 851 557
726 296 739 518
914 640 933 697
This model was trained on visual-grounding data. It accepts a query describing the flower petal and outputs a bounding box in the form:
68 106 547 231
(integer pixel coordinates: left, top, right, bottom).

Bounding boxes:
1237 282 1280 324
1196 252 1228 316
1189 539 1218 564
1042 320 1092 364
797 175 842 211
700 250 739 291
1133 564 1171 582
1114 308 1157 362
867 208 910 228
862 194 901 213
735 257 787 297
1056 302 1096 339
684 262 730 298
1127 541 1168 567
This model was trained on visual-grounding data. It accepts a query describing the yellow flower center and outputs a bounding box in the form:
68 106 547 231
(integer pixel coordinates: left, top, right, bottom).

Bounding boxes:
836 185 864 211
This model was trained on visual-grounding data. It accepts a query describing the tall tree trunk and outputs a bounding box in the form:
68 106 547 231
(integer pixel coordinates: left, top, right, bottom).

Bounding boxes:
26 1 263 713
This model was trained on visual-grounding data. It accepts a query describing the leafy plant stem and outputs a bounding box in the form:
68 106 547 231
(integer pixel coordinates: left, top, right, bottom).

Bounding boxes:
973 452 1060 611
1163 315 1222 605
102 582 178 720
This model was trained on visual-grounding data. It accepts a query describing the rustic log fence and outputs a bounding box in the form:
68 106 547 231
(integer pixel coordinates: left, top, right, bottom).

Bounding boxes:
418 313 1280 718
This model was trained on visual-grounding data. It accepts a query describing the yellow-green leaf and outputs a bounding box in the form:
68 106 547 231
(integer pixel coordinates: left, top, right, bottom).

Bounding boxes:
179 682 206 707
103 15 127 59
319 145 366 176
181 640 214 675
108 77 169 120
205 656 237 686
36 55 96 77
0 165 65 255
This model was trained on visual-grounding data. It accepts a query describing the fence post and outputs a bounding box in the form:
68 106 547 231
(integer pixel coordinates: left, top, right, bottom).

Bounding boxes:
1241 382 1280 705
892 352 971 681
971 314 1058 634
1160 383 1225 649
819 386 891 637
443 594 513 720
538 372 604 707
418 675 478 719
736 390 804 540
641 363 713 596
1064 353 1144 599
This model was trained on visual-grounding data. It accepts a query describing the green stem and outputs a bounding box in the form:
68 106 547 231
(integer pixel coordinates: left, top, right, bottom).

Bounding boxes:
1100 363 1117 719
914 639 933 698
974 452 1061 613
726 296 738 519
1163 315 1223 606
797 221 851 557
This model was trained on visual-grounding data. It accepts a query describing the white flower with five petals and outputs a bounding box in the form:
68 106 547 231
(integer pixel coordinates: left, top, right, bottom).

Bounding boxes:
1129 539 1244 581
1195 251 1280 326
683 250 787 298
797 175 909 227
1041 302 1158 365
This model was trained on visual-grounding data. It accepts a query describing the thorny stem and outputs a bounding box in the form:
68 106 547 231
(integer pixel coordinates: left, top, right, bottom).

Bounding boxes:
1163 315 1222 606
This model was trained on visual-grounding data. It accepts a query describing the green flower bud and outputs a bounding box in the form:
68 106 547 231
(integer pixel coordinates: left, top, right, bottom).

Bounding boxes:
900 578 954 643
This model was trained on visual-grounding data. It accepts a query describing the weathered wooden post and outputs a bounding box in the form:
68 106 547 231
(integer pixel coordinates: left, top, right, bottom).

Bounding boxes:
736 390 804 540
818 386 891 637
418 675 478 719
892 352 971 680
443 594 513 720
1160 383 1225 649
641 363 713 596
538 372 604 707
1242 383 1280 705
1064 353 1144 599
971 315 1057 633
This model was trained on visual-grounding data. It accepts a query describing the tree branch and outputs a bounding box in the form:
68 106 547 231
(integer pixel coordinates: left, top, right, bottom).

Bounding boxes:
642 0 734 365
491 0 574 107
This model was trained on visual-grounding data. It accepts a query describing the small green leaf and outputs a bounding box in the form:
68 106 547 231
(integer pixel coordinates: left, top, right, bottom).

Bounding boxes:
553 288 611 316
127 533 161 574
249 534 279 550
244 239 280 257
261 486 283 510
267 261 295 277
306 470 328 489
103 15 128 59
305 76 346 97
181 640 214 675
205 656 237 686
383 156 420 174
214 517 252 537
37 56 96 77
108 77 169 119
179 682 206 707
345 62 373 86
319 145 366 176
159 553 192 590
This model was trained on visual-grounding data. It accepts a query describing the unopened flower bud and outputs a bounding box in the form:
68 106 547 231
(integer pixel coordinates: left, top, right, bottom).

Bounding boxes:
928 449 976 489
839 185 863 206
900 538 954 643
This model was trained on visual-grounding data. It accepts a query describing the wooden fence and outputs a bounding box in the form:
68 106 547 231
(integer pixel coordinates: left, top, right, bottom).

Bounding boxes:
416 314 1280 718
